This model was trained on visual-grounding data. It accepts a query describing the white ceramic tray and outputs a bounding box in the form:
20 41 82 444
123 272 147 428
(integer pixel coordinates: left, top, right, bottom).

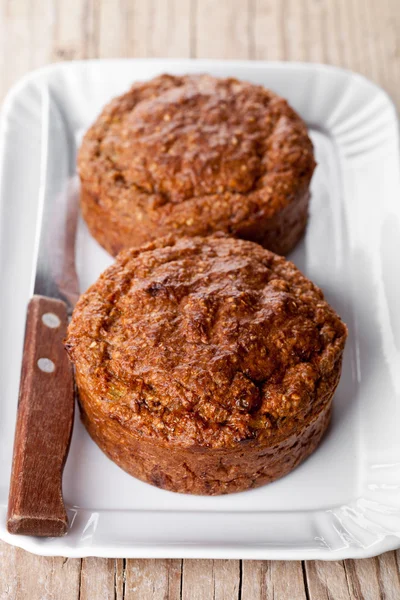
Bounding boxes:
0 59 400 560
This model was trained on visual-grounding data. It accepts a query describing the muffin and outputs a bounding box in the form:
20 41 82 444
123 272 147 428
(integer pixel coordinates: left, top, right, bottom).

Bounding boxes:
78 74 315 256
65 235 347 495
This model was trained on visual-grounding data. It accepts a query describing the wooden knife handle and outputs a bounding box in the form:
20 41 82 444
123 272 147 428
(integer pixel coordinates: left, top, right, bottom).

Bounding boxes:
7 295 74 537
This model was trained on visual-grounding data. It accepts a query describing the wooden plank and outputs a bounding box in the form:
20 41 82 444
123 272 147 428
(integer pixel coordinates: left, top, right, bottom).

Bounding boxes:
375 551 400 600
306 555 400 600
0 0 39 99
0 541 81 599
253 0 308 62
146 0 192 58
51 0 86 61
98 0 132 58
115 559 125 600
251 0 284 60
124 559 182 600
194 0 251 59
0 542 21 600
241 560 308 599
280 0 308 61
305 560 352 600
303 0 330 64
52 0 99 61
29 0 53 70
181 560 240 600
79 557 122 600
98 0 191 59
343 553 400 600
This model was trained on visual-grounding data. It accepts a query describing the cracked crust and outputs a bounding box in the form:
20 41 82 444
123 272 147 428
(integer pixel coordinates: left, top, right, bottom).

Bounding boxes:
78 74 316 256
66 235 347 495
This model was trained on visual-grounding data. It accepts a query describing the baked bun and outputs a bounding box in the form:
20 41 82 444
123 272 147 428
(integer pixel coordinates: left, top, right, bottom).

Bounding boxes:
78 74 315 256
66 235 347 495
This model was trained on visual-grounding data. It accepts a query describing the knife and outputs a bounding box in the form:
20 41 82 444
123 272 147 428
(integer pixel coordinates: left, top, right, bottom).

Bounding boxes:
7 87 79 537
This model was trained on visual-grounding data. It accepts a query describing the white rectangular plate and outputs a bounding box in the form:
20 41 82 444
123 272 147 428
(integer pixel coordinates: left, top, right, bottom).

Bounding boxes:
0 59 400 560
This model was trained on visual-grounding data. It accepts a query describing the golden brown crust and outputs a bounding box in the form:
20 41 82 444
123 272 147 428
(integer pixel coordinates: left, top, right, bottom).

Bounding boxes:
78 74 316 256
79 385 334 495
66 235 347 495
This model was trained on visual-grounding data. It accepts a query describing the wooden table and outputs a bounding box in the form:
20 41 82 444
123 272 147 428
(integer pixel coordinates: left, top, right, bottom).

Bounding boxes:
1 1 399 598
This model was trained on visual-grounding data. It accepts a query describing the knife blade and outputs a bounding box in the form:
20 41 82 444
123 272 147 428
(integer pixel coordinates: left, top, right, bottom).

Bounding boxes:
7 86 79 537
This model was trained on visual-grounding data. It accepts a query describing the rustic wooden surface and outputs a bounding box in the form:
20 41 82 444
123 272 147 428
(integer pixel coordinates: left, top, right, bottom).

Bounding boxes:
1 0 400 598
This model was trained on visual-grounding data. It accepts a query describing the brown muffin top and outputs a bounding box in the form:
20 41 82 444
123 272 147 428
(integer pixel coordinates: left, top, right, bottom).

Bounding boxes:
66 235 347 449
78 74 315 235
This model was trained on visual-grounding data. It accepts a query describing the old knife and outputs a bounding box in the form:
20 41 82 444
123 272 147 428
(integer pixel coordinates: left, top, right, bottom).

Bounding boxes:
7 87 79 537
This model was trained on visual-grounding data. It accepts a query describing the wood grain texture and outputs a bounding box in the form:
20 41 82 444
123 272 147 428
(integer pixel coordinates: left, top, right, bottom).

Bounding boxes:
195 0 251 59
79 558 121 600
241 560 308 599
124 559 182 599
1 0 400 597
7 296 74 537
181 560 240 600
0 544 81 600
305 560 352 600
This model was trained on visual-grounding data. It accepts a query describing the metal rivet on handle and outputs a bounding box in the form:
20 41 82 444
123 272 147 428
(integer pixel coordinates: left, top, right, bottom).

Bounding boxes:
42 313 61 328
37 358 55 373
